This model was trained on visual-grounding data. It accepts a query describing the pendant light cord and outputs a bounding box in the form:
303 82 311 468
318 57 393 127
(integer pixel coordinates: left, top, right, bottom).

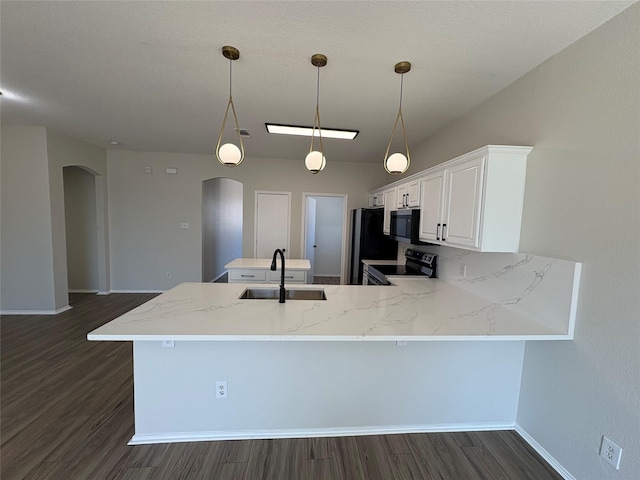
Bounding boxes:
399 73 404 110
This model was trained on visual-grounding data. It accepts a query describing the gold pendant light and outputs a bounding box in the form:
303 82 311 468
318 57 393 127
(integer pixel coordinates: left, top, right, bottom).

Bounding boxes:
384 61 411 175
305 54 327 174
216 46 245 167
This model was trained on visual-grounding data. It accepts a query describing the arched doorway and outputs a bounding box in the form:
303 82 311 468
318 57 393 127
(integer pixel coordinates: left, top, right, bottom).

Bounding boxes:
63 166 99 293
202 178 243 282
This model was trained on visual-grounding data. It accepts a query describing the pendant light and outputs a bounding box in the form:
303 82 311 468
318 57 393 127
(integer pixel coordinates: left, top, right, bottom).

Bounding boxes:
383 61 411 175
305 54 327 174
216 46 245 167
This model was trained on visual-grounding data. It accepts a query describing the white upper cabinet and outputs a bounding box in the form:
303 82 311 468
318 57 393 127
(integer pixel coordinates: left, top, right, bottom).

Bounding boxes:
382 188 397 234
418 170 445 243
396 180 421 209
418 145 531 252
369 191 385 207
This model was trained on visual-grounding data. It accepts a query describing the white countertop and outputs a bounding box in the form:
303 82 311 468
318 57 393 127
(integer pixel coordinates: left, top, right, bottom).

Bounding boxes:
87 279 569 342
225 258 311 270
362 259 401 266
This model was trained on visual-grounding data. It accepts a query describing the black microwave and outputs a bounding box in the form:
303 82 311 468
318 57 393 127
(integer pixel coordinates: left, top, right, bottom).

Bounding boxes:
390 209 423 244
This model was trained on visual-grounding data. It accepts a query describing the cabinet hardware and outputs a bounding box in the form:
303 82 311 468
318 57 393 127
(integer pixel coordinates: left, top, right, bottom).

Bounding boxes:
240 274 255 278
442 223 447 241
437 223 441 241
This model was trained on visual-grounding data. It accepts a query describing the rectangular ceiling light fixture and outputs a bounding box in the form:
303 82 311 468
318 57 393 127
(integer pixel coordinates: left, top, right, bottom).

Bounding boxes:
265 123 359 140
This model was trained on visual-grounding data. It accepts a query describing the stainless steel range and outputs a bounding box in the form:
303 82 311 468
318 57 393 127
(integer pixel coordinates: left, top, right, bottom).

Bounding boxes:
366 249 437 285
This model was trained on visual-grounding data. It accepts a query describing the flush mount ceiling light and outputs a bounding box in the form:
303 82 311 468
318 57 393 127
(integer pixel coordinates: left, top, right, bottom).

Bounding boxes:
305 54 328 174
384 61 411 175
265 124 359 140
215 46 245 167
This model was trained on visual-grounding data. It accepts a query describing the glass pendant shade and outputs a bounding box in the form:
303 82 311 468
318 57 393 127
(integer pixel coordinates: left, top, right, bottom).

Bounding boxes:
305 150 326 174
306 54 327 174
385 152 409 175
384 61 411 175
216 46 245 167
218 142 242 165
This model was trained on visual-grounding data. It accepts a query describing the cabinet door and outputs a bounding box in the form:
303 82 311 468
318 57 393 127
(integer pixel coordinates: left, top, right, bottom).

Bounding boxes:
419 171 445 242
255 191 290 258
383 188 396 234
396 184 408 208
442 157 484 248
406 180 421 207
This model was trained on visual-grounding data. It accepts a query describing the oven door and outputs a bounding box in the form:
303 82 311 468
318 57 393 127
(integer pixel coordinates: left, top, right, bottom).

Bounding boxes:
366 267 390 286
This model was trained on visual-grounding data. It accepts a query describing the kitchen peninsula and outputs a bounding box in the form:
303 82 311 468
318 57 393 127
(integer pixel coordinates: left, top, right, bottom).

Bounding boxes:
88 252 580 445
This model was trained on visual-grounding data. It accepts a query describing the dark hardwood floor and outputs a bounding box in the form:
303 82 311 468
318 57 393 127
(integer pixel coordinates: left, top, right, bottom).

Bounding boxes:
1 293 562 480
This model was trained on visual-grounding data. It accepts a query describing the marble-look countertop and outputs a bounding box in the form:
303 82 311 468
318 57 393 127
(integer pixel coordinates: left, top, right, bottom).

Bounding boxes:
87 279 569 342
362 259 401 266
225 258 311 270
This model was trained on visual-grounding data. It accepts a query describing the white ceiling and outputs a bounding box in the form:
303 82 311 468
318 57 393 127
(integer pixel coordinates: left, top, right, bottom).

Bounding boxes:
0 1 634 164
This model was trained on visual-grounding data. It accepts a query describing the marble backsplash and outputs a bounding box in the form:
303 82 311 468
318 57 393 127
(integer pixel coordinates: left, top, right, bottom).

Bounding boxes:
398 242 582 336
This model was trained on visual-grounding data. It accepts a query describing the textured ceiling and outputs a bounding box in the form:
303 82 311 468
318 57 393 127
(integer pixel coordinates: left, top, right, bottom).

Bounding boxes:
0 1 634 163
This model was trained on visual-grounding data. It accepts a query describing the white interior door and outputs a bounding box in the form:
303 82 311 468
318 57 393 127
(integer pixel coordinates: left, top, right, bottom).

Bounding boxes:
304 197 317 282
255 191 291 258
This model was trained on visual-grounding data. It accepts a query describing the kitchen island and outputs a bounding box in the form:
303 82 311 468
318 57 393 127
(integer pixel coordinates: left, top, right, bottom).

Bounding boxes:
88 272 579 445
224 257 311 284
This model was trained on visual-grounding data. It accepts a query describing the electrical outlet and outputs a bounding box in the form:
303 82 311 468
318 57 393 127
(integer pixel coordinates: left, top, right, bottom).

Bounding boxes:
459 263 467 277
600 436 622 470
166 272 171 278
396 340 408 347
180 222 189 229
216 381 227 399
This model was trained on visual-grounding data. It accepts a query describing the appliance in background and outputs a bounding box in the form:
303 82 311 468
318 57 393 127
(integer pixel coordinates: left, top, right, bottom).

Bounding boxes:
390 209 424 245
366 249 437 286
350 208 398 284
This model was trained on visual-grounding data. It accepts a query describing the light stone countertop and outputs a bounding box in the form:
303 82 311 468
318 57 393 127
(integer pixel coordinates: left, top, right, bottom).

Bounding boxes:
361 259 401 266
225 258 311 270
87 279 569 342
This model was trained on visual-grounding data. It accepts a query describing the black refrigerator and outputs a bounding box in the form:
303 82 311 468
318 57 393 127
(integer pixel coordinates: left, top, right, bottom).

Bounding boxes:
349 208 398 284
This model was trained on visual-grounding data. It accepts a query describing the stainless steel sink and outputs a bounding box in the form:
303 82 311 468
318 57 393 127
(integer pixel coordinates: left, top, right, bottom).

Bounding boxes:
239 288 327 301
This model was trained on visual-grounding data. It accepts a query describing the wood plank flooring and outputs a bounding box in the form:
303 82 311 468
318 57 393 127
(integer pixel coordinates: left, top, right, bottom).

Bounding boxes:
1 293 563 480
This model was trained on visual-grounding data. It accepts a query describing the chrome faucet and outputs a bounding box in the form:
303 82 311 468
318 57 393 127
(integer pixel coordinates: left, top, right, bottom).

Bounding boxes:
270 249 286 303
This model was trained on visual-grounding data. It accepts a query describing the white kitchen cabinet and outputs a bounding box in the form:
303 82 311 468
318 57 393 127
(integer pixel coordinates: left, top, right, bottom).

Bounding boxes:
396 180 421 209
226 258 311 284
269 270 307 284
419 145 531 252
382 188 397 234
228 269 268 283
419 171 445 242
369 191 385 207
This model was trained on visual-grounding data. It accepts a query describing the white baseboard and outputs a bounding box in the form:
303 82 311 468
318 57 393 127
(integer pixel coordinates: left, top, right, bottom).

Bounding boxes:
68 289 99 293
1 304 72 315
129 422 515 445
515 424 575 480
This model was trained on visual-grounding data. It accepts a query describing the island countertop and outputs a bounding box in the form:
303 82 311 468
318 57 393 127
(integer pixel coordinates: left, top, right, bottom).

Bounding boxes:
225 258 311 270
87 279 569 342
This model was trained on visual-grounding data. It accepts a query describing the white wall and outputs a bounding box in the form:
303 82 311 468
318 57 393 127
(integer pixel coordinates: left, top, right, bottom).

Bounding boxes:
64 166 99 291
405 5 640 479
0 127 56 311
107 150 385 291
313 196 344 277
0 127 108 311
